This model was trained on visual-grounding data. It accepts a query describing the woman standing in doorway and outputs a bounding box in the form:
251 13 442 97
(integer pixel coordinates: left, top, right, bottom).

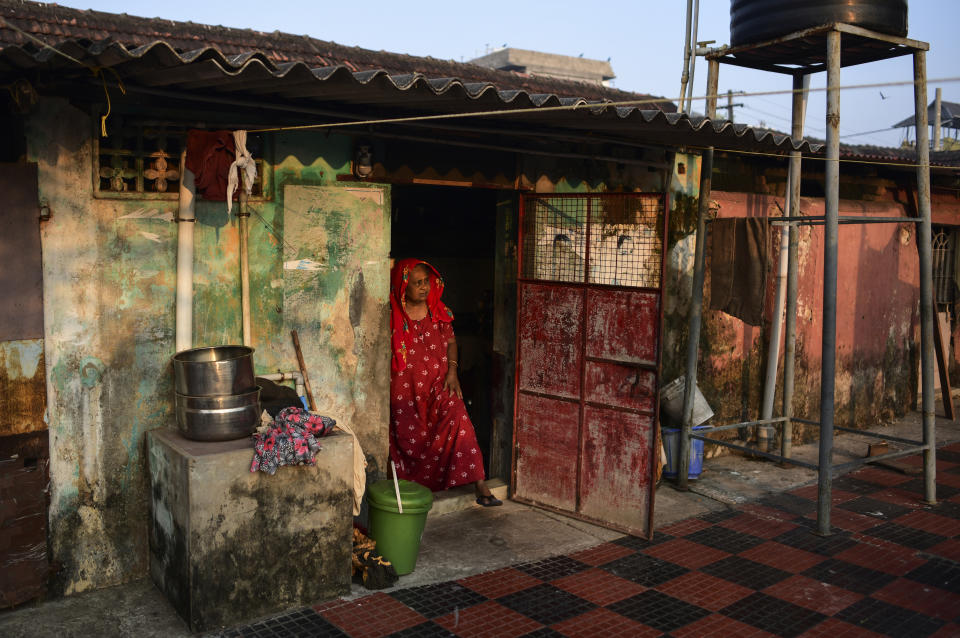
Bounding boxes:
389 258 501 506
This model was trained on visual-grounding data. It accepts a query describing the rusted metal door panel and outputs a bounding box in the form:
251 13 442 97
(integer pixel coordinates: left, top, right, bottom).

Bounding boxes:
586 289 660 363
0 431 50 608
579 407 653 532
0 163 42 342
516 283 583 399
513 193 667 538
0 164 49 607
584 362 656 413
0 340 47 437
515 394 579 510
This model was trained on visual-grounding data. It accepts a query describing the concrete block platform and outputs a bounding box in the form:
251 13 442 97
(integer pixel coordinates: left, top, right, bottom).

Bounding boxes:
147 428 354 632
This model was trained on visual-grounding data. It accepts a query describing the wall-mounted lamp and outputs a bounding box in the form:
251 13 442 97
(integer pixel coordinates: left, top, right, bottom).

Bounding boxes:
354 145 373 179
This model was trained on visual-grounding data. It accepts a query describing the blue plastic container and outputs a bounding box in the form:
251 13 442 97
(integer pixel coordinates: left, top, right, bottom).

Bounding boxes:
662 425 710 480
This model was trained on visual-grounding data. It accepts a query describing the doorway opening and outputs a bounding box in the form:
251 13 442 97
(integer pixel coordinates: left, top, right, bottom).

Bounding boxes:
390 184 503 479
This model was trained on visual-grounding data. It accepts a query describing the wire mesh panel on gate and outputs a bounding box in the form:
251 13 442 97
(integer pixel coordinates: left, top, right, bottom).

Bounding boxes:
521 194 663 288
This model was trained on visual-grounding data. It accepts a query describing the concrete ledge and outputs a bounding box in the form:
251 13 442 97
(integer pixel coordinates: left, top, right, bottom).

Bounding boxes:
429 478 509 517
147 427 353 632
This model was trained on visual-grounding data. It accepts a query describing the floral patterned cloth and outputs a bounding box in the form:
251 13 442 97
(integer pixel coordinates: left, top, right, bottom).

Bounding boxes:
250 407 336 475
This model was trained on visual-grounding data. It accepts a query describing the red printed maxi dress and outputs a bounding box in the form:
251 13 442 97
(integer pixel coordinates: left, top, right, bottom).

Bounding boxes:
389 259 486 491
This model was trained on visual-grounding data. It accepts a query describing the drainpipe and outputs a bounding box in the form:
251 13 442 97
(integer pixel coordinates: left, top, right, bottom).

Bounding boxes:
176 150 196 353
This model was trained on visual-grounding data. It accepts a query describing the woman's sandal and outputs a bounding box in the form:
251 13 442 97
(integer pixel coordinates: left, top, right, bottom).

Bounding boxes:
476 494 503 507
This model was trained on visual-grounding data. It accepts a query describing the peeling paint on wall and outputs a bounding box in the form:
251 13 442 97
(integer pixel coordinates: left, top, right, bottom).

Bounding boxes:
282 184 390 472
0 339 46 436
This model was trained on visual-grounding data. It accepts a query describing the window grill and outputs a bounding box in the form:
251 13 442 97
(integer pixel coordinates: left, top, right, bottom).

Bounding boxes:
521 193 664 288
94 122 268 200
932 227 956 315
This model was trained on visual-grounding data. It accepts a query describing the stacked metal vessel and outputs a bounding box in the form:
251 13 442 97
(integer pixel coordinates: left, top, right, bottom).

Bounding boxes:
172 346 261 441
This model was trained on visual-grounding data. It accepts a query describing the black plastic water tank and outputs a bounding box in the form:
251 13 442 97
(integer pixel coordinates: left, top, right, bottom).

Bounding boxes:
730 0 908 47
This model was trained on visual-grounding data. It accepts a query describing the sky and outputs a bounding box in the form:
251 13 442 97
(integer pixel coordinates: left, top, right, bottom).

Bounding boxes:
53 0 960 149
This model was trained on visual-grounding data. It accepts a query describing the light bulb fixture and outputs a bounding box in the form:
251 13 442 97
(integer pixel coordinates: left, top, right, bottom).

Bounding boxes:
354 144 373 179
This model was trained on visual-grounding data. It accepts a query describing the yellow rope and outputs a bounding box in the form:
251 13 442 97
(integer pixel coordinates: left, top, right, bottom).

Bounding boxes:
0 16 125 136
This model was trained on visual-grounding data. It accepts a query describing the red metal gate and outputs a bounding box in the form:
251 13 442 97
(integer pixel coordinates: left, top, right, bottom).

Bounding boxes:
511 193 668 537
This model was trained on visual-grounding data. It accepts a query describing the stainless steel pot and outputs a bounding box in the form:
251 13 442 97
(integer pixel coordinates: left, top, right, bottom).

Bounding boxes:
172 345 256 397
175 388 261 441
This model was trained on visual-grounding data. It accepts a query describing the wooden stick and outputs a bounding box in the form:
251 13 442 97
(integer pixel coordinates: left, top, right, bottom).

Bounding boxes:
933 308 955 420
291 330 317 411
910 200 955 420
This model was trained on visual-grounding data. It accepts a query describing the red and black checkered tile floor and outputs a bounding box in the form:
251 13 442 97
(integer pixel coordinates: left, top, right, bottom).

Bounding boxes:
220 443 960 637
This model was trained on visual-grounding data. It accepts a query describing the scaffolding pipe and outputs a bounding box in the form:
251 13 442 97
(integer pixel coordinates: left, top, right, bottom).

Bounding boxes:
678 58 718 490
782 73 808 461
685 0 700 114
678 0 694 114
759 171 790 451
914 50 937 505
817 31 842 535
933 87 942 152
239 187 252 347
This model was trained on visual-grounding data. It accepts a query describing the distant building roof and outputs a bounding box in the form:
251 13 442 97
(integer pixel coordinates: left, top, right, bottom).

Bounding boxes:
893 100 960 129
468 48 615 87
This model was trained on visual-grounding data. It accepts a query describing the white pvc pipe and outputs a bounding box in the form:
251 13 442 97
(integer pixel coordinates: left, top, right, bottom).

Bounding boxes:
258 371 305 398
175 153 196 353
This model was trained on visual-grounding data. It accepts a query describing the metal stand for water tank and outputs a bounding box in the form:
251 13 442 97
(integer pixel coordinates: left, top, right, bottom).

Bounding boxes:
677 23 935 535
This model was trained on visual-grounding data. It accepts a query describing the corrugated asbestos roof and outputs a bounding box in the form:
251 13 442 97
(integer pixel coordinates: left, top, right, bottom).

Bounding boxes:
0 0 669 105
0 0 921 159
0 36 818 156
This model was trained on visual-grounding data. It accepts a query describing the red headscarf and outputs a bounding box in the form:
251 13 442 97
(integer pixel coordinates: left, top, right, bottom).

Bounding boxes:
390 259 454 372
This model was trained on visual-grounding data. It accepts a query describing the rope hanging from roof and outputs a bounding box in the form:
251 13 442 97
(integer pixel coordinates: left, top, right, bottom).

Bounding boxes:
0 15 126 136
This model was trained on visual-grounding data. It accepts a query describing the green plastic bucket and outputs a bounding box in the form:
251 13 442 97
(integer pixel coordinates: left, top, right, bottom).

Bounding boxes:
367 479 433 575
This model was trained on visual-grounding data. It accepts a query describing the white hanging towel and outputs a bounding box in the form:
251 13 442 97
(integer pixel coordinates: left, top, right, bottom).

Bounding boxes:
227 129 257 214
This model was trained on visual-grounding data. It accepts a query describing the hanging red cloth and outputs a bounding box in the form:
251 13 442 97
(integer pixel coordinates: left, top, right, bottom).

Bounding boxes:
388 259 485 491
185 130 236 201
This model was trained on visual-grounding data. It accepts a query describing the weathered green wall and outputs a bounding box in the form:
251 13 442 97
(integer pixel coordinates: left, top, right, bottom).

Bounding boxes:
28 99 176 594
27 100 389 595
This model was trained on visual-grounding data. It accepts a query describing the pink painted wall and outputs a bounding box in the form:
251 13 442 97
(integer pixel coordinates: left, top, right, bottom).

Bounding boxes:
701 190 929 430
